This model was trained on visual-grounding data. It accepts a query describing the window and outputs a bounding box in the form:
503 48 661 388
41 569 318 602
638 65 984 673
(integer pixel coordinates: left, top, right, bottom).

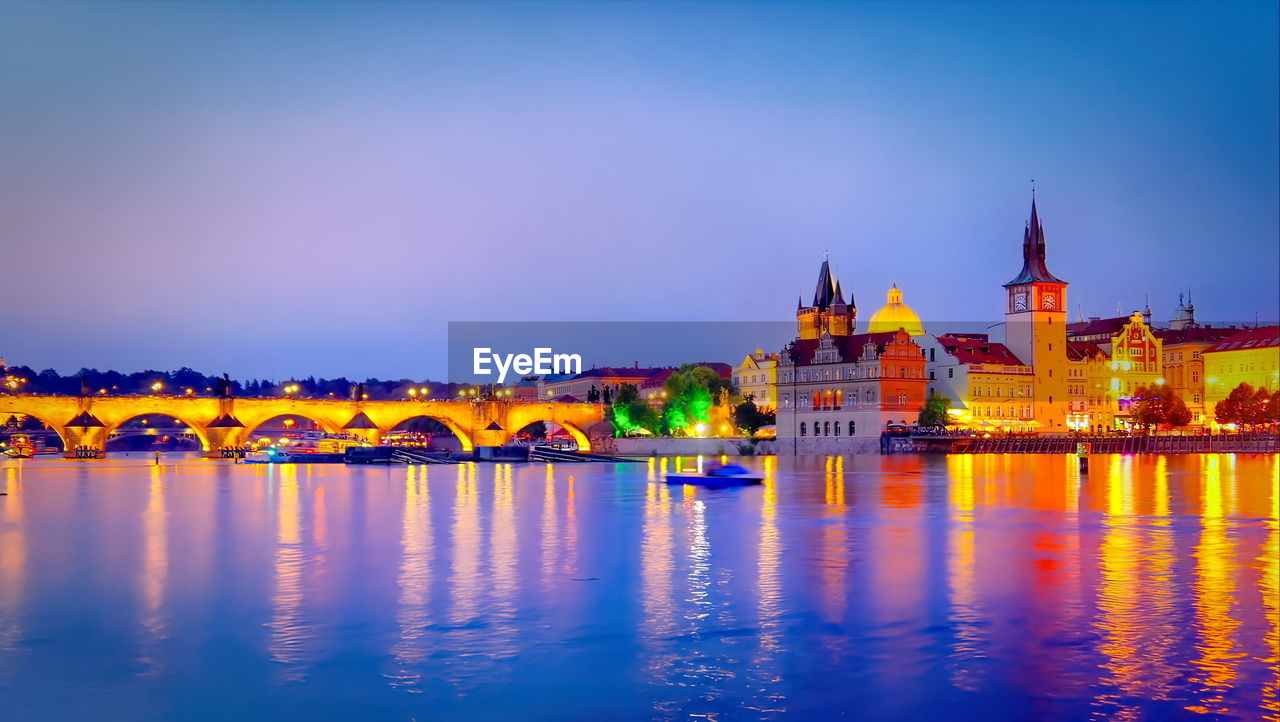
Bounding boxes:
824 421 831 436
929 371 935 380
849 420 856 436
929 348 935 361
800 422 806 437
834 422 840 436
948 368 954 378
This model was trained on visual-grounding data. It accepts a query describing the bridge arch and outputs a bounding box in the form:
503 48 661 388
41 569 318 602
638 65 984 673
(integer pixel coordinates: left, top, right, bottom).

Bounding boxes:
242 413 341 440
104 413 212 452
382 413 474 452
0 410 70 452
510 419 592 452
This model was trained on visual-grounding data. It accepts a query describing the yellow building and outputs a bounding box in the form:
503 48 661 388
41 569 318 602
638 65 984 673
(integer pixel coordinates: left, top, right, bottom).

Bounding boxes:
867 284 925 335
1156 325 1238 426
921 333 1035 432
1203 326 1280 422
1002 196 1069 432
1067 341 1113 432
733 350 779 410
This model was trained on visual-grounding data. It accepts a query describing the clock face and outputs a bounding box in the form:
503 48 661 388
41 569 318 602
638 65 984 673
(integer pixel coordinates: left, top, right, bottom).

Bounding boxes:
1013 292 1028 312
1042 293 1056 310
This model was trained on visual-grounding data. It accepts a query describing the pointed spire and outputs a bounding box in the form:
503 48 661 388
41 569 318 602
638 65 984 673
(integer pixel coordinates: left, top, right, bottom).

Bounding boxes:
832 279 846 306
1004 190 1065 286
812 256 838 308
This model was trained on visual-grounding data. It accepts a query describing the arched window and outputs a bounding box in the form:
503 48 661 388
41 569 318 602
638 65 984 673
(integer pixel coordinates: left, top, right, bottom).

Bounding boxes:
800 422 807 437
834 421 841 436
824 421 831 436
848 420 856 436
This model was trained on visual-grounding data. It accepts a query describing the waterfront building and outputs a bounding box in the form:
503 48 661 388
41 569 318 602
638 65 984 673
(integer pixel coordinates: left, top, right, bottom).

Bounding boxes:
732 350 779 410
1105 312 1165 429
1002 196 1070 432
1155 324 1238 426
776 260 927 451
1066 341 1113 432
866 284 925 335
920 333 1035 431
1203 326 1280 421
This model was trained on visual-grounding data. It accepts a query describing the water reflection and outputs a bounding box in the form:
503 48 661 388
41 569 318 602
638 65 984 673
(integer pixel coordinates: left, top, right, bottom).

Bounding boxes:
268 464 310 680
388 466 432 691
0 467 24 652
0 454 1275 720
137 465 169 675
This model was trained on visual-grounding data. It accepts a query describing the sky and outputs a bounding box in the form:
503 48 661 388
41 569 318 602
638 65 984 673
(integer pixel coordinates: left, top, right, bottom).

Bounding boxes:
1 0 1277 380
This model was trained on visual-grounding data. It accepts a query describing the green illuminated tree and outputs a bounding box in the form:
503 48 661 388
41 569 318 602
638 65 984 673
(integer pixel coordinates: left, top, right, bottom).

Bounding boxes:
917 391 951 427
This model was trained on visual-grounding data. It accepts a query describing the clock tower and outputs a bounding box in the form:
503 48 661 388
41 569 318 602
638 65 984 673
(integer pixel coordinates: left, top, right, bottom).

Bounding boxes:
1003 195 1069 431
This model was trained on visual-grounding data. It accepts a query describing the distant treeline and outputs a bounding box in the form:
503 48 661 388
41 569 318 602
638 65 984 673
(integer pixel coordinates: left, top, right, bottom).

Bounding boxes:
0 365 462 401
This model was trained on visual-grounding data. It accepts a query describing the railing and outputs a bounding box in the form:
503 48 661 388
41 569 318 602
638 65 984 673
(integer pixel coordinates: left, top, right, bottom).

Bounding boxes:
954 433 1278 454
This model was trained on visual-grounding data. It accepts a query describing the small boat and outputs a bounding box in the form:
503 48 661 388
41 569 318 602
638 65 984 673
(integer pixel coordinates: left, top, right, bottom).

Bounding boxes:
665 464 763 487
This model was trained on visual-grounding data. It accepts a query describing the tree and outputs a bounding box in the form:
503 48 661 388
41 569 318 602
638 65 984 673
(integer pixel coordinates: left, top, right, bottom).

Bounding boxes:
917 391 951 427
662 364 734 435
1132 384 1192 432
1215 383 1266 427
609 383 658 436
732 397 774 436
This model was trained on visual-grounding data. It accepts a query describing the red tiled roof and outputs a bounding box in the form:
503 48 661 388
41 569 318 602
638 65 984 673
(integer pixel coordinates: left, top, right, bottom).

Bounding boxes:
787 332 902 366
1204 326 1280 353
1066 341 1108 362
937 334 1026 366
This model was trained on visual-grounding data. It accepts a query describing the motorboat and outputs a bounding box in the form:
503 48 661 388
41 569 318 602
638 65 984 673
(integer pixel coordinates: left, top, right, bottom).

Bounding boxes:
664 463 763 487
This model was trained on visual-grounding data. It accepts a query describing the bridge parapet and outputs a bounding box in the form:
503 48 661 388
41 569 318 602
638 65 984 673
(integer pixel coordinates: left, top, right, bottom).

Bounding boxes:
0 395 606 459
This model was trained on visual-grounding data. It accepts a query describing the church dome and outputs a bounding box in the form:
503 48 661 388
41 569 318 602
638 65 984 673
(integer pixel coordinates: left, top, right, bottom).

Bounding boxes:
867 284 924 335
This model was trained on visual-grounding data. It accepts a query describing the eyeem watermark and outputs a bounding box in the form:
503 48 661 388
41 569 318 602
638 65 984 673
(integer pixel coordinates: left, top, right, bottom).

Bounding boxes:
473 348 582 384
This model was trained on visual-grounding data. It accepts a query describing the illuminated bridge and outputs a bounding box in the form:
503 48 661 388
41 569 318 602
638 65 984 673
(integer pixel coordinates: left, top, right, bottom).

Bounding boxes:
0 395 606 459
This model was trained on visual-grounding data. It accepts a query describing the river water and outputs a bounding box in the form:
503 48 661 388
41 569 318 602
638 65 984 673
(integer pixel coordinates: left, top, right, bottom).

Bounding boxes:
0 453 1276 721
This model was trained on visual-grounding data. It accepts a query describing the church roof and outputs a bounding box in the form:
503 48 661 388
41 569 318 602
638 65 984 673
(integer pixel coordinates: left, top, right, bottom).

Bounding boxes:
1005 196 1066 286
786 331 901 366
867 284 924 335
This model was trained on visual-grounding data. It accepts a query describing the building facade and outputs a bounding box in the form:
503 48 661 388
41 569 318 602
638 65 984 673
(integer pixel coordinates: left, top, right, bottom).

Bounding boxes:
733 350 779 410
776 260 927 452
920 333 1035 431
1203 326 1280 424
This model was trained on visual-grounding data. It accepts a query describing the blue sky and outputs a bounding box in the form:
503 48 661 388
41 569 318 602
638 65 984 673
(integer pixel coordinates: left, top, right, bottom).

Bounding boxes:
1 0 1276 379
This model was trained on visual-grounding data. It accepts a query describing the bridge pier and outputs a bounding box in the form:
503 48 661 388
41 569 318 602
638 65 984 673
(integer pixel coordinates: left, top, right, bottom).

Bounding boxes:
61 426 108 460
202 427 247 459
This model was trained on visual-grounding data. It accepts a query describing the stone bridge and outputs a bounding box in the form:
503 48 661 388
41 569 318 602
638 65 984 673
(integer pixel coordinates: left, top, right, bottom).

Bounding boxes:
0 395 607 458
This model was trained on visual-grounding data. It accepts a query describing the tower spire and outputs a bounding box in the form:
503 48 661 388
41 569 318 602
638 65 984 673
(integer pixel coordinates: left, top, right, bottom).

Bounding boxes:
1004 190 1065 286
